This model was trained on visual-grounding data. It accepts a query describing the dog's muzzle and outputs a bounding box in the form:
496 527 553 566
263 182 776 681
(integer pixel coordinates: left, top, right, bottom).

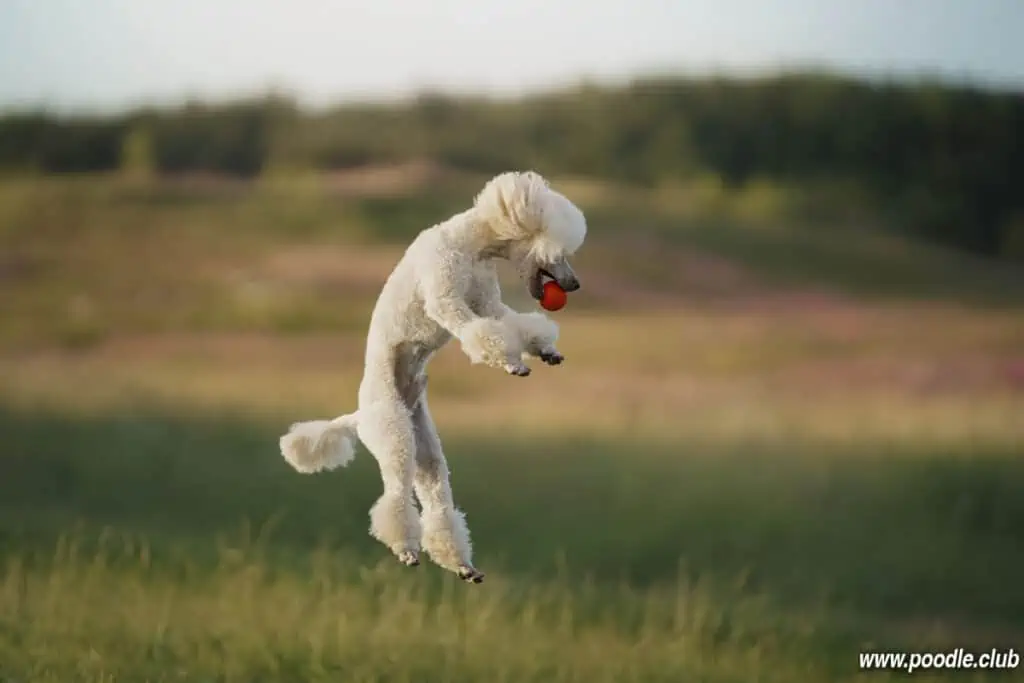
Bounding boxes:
529 262 580 300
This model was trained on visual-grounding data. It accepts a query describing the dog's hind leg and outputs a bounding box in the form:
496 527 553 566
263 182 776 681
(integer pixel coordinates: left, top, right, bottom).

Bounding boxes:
411 394 483 583
357 397 422 567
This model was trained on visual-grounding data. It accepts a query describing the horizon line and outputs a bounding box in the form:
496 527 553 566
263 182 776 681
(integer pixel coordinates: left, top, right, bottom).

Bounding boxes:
2 61 1020 118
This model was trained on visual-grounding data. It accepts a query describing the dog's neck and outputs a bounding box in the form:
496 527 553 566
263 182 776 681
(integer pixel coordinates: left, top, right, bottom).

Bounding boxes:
478 241 512 260
444 213 513 261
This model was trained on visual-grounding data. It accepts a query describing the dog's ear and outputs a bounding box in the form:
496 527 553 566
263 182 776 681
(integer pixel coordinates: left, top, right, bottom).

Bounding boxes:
494 191 511 224
526 170 550 189
511 171 550 234
476 171 549 238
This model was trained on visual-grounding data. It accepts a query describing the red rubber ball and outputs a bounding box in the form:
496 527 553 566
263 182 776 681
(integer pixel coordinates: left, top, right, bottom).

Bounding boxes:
540 281 568 311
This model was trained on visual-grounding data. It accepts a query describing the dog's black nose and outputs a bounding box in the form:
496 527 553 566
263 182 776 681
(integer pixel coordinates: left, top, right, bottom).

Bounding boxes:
560 276 580 292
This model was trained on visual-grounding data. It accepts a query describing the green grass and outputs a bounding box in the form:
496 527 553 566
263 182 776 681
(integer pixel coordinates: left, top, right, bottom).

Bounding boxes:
1 406 1022 681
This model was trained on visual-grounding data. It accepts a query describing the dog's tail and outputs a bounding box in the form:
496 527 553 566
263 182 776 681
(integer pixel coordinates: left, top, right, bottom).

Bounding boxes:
279 412 360 474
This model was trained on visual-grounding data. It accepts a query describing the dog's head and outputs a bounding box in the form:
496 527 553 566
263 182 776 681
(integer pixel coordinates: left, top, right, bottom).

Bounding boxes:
474 171 585 302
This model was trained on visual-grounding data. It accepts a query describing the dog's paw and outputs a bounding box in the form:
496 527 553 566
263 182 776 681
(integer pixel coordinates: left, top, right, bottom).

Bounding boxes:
396 549 420 567
457 565 485 584
504 362 531 377
539 349 564 366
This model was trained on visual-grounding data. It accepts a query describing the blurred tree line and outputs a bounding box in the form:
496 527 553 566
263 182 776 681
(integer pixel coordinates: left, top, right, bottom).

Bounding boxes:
0 73 1021 257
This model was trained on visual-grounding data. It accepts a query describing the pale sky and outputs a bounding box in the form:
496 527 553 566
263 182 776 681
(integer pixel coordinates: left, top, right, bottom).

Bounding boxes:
1 0 1021 113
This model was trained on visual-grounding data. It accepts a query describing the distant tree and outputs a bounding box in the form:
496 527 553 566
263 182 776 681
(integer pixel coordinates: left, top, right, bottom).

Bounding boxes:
120 124 155 178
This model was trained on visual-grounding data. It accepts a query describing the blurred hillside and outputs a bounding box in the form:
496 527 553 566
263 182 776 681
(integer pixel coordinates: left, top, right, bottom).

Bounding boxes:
2 72 1023 258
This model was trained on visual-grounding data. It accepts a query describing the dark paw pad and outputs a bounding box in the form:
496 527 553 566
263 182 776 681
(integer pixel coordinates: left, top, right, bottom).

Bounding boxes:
540 350 564 365
397 550 420 567
457 566 485 583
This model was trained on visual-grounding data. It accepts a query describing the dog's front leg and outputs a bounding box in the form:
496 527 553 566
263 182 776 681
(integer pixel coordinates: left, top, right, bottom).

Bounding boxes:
424 289 529 376
501 310 563 367
479 282 563 370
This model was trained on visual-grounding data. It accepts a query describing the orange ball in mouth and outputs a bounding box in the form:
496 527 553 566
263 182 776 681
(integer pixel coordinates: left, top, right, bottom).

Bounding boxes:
540 280 568 311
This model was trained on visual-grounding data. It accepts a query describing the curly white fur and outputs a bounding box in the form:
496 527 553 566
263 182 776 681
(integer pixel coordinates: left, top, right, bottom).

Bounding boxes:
279 171 586 582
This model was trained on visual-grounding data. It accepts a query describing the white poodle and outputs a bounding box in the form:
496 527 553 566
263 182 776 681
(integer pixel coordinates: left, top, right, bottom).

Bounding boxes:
279 171 586 583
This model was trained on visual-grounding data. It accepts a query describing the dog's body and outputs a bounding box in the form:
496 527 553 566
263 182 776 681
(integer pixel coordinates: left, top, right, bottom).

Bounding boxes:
279 171 586 583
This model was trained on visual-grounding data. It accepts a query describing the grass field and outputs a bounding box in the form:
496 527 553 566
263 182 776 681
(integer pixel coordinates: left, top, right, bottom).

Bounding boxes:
1 170 1023 681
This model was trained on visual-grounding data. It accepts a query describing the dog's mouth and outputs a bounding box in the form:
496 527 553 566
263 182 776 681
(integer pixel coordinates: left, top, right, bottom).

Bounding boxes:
528 268 555 301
